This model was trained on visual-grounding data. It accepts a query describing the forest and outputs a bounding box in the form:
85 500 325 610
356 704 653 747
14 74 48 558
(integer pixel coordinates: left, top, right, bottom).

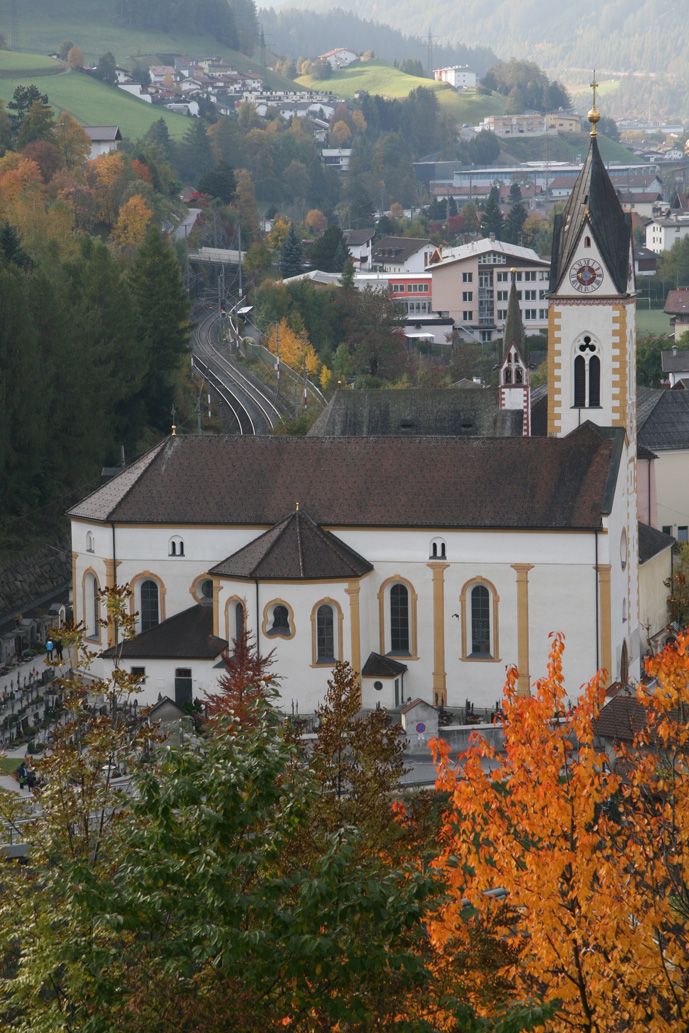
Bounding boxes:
115 0 259 54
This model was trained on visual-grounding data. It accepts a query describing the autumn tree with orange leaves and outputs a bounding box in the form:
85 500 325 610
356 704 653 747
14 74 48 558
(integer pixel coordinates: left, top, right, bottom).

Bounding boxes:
431 632 689 1033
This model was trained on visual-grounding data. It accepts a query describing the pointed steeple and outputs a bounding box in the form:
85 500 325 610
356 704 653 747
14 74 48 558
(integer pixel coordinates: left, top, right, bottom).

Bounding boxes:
549 137 632 295
502 277 526 361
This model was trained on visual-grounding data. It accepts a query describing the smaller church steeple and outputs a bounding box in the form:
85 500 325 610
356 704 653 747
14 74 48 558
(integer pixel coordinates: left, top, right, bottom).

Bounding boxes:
499 275 530 436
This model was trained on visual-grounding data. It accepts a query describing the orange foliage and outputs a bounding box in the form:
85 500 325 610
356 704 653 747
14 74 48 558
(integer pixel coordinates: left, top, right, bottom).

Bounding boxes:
86 151 128 224
131 159 151 183
430 632 689 1033
0 158 43 203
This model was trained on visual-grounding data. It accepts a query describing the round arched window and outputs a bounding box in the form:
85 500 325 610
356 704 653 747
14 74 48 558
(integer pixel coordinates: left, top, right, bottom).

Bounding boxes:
620 529 628 570
200 578 213 601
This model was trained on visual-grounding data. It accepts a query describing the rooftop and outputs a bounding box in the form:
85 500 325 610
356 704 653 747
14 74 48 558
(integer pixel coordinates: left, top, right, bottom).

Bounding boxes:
637 387 689 450
433 237 548 268
100 604 227 660
69 425 623 532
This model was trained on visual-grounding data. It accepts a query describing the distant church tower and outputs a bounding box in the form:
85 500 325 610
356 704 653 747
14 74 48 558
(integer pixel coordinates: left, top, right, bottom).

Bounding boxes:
548 76 638 686
499 274 530 436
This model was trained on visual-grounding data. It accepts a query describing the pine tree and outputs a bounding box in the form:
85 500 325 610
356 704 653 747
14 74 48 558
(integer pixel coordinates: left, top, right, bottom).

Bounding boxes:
279 222 304 279
481 186 504 239
332 236 348 272
127 227 190 432
505 200 528 245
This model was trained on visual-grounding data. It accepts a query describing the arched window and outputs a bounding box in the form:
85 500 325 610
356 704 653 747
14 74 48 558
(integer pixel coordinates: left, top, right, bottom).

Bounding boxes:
574 336 601 408
199 578 213 602
235 602 245 641
140 579 159 632
620 639 629 685
316 604 335 662
584 235 591 247
85 572 100 639
430 537 446 559
390 583 410 654
460 578 499 662
504 366 512 384
515 367 523 384
86 532 95 554
471 585 491 656
169 536 184 557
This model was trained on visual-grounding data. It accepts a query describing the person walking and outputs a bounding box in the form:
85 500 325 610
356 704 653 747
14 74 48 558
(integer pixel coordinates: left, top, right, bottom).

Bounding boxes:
45 639 54 662
54 639 63 662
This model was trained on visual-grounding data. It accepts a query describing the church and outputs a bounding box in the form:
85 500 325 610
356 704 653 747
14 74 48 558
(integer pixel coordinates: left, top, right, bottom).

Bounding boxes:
68 100 653 715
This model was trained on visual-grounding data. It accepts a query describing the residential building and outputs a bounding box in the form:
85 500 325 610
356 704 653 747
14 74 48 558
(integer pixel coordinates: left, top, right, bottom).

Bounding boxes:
83 126 122 160
343 229 375 268
638 387 689 539
646 215 689 253
433 66 476 89
320 148 352 172
430 238 550 342
319 48 358 69
544 112 581 133
664 289 689 341
371 237 435 273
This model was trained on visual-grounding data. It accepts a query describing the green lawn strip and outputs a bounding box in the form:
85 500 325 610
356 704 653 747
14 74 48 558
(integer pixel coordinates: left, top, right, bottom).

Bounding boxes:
0 52 64 77
636 307 673 337
0 68 191 139
0 759 23 775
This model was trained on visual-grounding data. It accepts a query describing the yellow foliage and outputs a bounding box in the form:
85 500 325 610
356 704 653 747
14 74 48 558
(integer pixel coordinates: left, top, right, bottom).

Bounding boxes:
305 209 327 236
266 318 320 378
111 194 152 251
0 152 22 175
331 120 351 145
351 109 367 134
53 111 91 168
269 217 290 250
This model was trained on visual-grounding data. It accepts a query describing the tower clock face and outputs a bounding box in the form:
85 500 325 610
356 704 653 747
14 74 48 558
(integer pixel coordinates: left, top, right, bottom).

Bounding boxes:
570 258 603 293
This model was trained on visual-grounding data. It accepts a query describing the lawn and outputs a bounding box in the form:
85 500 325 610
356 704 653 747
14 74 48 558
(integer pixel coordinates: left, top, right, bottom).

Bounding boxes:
0 758 22 775
8 0 294 90
636 306 673 337
0 67 192 140
0 51 63 76
297 60 506 124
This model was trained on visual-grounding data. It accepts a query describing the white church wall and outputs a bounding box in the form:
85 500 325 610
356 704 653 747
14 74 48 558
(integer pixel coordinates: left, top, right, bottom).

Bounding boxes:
97 656 221 708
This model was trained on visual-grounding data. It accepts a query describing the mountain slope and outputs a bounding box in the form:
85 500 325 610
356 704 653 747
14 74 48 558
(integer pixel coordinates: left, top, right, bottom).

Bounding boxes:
262 0 689 78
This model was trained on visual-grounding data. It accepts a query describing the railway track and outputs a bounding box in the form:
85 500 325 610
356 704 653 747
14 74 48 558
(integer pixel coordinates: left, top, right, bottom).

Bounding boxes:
192 307 282 435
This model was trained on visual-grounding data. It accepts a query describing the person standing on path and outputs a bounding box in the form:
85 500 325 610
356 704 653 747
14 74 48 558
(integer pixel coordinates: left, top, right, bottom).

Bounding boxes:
45 639 54 662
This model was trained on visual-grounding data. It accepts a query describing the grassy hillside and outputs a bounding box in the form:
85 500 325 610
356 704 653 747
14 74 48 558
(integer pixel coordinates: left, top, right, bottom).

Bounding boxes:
0 63 192 139
296 60 506 123
499 132 642 166
5 0 294 90
0 52 64 76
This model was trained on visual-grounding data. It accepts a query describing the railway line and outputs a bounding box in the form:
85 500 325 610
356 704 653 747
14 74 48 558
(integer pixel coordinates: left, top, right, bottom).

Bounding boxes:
192 307 283 435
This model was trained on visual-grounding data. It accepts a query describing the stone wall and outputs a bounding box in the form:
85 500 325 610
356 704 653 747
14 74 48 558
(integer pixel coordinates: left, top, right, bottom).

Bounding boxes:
0 537 71 617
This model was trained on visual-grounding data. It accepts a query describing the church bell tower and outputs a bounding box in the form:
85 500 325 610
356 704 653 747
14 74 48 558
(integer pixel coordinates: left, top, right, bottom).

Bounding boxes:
547 76 636 447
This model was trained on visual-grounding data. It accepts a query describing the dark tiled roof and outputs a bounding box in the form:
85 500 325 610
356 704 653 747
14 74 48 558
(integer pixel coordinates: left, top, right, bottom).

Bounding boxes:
361 652 408 677
661 347 689 371
550 136 632 295
84 126 122 141
344 229 375 246
637 389 689 450
308 388 522 438
638 521 675 564
636 444 657 461
209 509 372 580
501 282 526 358
593 694 647 743
372 236 432 264
69 426 621 530
530 387 548 437
100 604 227 660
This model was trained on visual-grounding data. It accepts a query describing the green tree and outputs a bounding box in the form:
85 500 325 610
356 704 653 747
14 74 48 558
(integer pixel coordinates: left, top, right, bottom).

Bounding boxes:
197 159 236 203
58 39 74 59
279 222 304 279
637 334 666 387
481 186 504 239
8 83 49 134
16 98 54 148
176 118 213 185
128 227 191 432
309 224 345 272
504 199 527 245
95 50 117 85
0 221 31 269
0 99 11 156
344 285 406 379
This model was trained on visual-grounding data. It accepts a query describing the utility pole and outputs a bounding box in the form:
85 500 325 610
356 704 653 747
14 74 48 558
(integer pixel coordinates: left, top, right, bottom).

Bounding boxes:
11 0 18 51
427 28 433 77
275 323 280 396
238 222 243 299
303 355 308 412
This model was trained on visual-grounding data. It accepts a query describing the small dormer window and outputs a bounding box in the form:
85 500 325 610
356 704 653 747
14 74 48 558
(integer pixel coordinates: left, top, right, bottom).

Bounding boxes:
430 537 446 559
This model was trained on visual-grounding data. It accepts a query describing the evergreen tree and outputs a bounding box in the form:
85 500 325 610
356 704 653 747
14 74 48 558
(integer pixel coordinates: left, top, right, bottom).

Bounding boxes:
176 118 213 186
197 160 236 203
341 255 355 288
332 236 348 272
127 227 191 432
8 83 48 134
0 222 31 270
481 186 504 239
144 116 171 155
505 200 528 245
95 51 117 85
0 99 11 157
310 225 345 272
279 223 304 279
509 181 522 203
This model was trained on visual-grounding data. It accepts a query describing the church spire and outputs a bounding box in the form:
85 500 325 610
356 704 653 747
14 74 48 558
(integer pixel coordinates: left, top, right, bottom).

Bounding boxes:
502 273 526 361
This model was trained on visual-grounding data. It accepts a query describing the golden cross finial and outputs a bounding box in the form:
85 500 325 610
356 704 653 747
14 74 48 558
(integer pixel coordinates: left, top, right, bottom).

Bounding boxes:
588 69 601 137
